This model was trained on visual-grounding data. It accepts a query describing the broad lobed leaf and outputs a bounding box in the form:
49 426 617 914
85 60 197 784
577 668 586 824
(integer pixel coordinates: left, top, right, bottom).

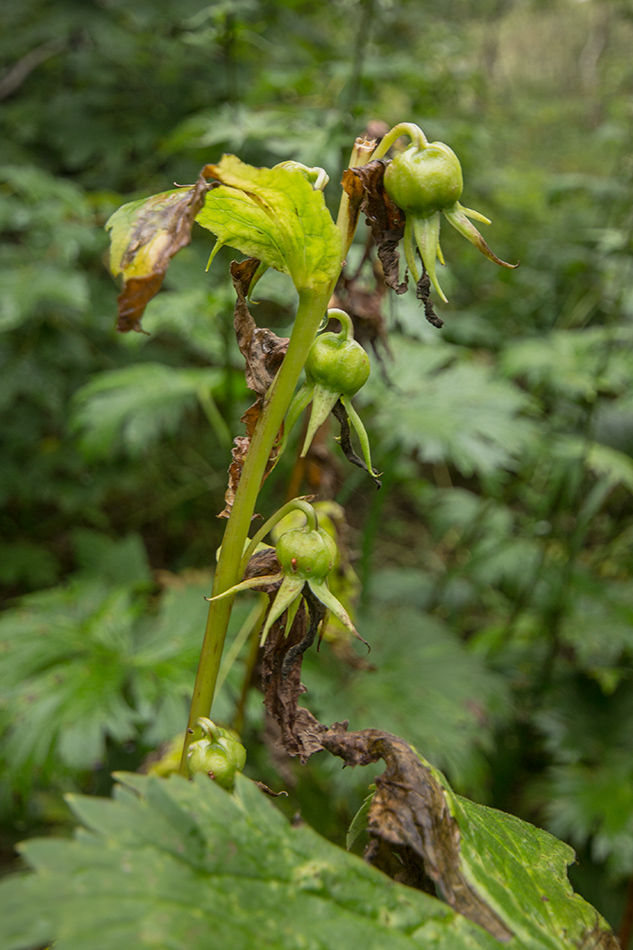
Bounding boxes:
0 772 498 950
71 362 224 458
196 155 342 291
365 338 535 477
0 763 617 950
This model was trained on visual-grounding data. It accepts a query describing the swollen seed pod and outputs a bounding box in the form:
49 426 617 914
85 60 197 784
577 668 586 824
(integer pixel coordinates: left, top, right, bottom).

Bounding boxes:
186 719 246 790
383 142 464 216
275 527 337 581
305 332 370 398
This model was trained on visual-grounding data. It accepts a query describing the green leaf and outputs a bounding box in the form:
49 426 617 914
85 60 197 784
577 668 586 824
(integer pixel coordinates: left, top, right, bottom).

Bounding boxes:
535 681 633 876
543 758 633 878
0 772 502 950
367 339 535 477
0 264 89 332
196 155 342 291
0 540 60 588
560 574 633 673
0 579 142 774
72 362 223 458
500 327 633 401
72 530 152 587
0 761 616 950
0 568 254 791
446 791 606 947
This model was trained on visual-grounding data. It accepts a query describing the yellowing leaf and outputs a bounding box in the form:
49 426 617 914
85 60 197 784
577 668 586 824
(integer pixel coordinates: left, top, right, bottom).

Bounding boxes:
197 155 342 291
106 177 210 332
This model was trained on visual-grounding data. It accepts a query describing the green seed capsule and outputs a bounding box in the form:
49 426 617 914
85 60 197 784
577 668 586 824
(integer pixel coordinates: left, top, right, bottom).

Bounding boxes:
383 142 463 216
305 333 370 397
186 721 246 790
275 527 337 581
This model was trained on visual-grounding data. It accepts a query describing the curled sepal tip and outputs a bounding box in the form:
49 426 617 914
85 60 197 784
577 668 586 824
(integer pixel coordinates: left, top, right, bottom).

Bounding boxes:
307 579 370 651
443 204 518 269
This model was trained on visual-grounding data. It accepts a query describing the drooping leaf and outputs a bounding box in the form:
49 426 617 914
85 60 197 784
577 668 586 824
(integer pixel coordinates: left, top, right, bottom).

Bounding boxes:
319 728 617 949
196 154 342 291
7 760 616 950
106 177 211 332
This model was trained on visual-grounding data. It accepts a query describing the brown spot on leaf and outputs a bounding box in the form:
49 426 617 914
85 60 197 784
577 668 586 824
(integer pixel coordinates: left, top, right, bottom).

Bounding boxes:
262 687 513 940
319 727 514 942
579 920 621 950
114 176 211 333
116 274 163 334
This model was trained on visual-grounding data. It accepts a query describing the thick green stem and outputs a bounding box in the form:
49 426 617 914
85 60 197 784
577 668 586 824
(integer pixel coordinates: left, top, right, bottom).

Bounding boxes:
180 135 377 775
179 286 330 773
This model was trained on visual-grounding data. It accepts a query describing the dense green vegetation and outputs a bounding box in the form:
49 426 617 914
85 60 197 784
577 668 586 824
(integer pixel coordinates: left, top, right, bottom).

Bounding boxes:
2 0 633 942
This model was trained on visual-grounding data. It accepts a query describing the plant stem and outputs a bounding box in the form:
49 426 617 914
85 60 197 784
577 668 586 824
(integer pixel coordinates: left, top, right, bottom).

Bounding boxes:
180 135 377 774
179 286 329 773
336 136 379 258
370 122 427 160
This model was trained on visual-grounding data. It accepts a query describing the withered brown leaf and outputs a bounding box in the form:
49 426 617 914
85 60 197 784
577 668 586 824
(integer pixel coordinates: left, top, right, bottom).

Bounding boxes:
217 260 289 519
342 160 407 295
320 727 513 940
109 176 212 332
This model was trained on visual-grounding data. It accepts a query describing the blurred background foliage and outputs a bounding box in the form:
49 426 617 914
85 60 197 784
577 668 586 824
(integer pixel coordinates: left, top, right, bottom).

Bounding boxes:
2 0 633 939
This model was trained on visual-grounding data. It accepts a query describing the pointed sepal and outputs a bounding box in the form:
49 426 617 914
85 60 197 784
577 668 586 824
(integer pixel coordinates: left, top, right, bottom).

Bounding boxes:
260 575 305 645
301 384 340 457
443 205 518 269
412 213 448 303
307 579 370 650
342 396 380 482
205 572 284 603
